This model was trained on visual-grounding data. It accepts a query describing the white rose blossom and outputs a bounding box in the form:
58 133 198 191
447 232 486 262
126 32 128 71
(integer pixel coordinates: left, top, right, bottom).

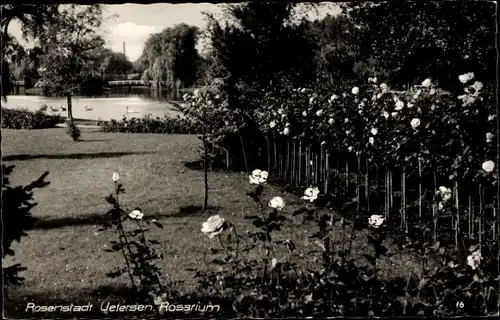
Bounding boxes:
302 187 320 202
249 169 268 184
486 132 494 143
395 101 404 111
269 196 285 210
459 72 475 84
351 87 359 95
129 209 144 220
482 160 495 173
369 137 375 145
316 109 323 116
411 118 421 129
368 215 385 228
328 118 335 125
467 250 481 270
201 215 226 239
371 128 378 135
112 172 120 182
421 78 432 88
269 120 276 128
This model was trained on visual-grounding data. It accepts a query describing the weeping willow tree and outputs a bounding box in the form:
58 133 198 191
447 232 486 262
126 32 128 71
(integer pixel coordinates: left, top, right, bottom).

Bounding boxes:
138 23 199 95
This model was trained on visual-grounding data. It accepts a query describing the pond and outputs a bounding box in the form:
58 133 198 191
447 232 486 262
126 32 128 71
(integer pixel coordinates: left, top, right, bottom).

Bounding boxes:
3 90 184 121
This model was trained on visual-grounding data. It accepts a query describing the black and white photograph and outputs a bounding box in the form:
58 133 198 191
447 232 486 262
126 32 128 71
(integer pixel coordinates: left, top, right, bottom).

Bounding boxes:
1 1 499 318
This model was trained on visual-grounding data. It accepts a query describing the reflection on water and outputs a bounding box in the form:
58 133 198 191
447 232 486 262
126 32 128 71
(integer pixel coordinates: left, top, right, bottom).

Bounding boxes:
3 87 185 121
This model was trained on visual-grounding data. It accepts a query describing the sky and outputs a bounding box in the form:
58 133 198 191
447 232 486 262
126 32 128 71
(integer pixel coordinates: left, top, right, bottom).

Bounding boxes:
8 3 341 62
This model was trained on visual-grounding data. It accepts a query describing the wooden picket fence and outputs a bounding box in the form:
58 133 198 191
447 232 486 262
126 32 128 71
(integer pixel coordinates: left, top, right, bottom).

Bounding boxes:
262 133 500 249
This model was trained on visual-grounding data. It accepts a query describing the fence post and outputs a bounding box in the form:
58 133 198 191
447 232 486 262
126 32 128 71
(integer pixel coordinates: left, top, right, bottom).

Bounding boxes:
298 140 302 185
325 152 329 194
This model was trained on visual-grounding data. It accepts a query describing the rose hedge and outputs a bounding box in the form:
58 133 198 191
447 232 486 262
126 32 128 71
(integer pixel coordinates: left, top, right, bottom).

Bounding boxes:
98 115 203 134
254 75 497 186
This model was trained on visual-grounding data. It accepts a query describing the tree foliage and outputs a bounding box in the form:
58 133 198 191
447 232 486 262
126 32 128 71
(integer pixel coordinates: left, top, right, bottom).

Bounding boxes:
204 2 319 112
36 5 105 97
0 4 60 101
341 1 497 89
139 23 199 90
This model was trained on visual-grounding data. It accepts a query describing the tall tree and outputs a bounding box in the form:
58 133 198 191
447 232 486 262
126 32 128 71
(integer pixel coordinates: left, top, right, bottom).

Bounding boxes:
139 24 199 92
204 2 318 112
1 4 59 101
36 4 105 136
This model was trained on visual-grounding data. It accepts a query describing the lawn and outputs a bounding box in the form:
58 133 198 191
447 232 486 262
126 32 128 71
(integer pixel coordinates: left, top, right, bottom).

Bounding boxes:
3 128 428 316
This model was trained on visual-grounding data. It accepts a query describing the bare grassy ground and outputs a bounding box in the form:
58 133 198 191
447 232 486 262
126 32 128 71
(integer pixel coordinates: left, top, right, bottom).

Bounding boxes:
2 128 427 316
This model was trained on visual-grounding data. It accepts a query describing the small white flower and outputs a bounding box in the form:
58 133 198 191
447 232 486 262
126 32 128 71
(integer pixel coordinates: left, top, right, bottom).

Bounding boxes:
369 137 375 145
193 89 200 97
467 250 481 270
300 88 306 93
344 118 349 123
310 160 313 166
309 96 315 104
407 102 414 108
371 128 378 136
277 108 284 115
269 196 285 210
393 96 400 103
372 77 377 83
249 169 268 184
437 186 452 202
472 81 483 92
431 105 436 111
429 88 436 95
351 87 359 95
459 72 475 84
421 78 432 88
316 109 323 116
380 83 389 92
321 141 326 146
215 94 220 99
348 146 353 152
182 93 189 101
283 127 290 135
328 118 334 125
269 120 276 128
129 209 144 220
391 112 398 117
302 110 307 117
302 186 320 202
482 160 495 173
486 132 494 143
368 215 385 228
411 118 421 129
376 93 383 99
488 115 495 121
382 111 390 119
330 94 338 101
112 172 120 182
201 215 226 238
395 101 404 111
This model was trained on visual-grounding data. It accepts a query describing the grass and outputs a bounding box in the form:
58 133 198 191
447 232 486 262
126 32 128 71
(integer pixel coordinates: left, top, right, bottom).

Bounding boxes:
2 128 428 316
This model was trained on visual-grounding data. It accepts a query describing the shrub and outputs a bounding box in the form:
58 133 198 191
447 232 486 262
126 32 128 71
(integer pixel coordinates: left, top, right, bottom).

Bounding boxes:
66 121 81 141
1 105 64 129
99 115 202 134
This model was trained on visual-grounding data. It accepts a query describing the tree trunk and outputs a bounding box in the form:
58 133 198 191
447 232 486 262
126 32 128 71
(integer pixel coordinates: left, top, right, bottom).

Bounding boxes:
66 95 73 125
